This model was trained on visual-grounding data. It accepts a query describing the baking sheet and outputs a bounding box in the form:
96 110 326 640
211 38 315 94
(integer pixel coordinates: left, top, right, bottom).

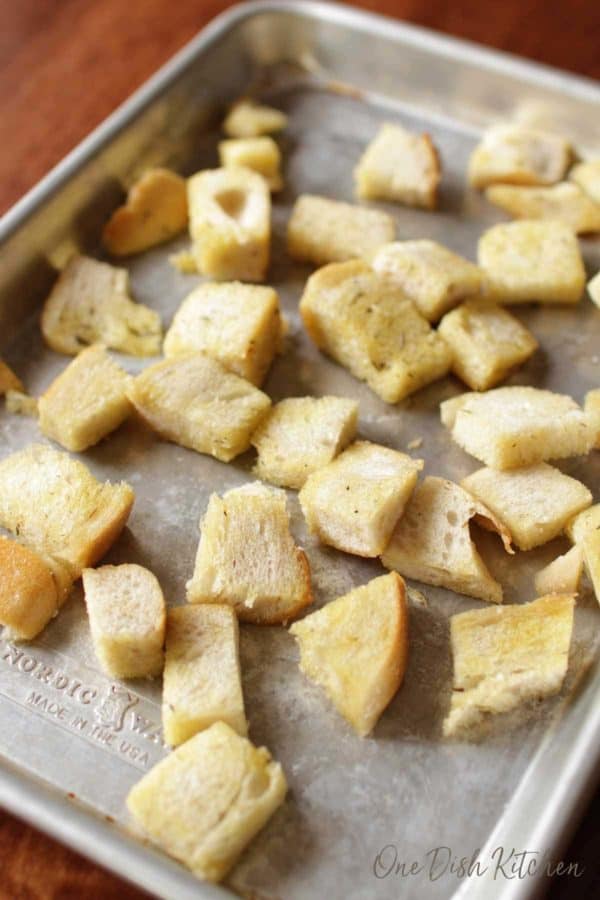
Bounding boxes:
0 3 599 899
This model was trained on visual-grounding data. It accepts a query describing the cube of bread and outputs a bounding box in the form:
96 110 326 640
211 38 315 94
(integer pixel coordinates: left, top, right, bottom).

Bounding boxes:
102 168 188 256
187 483 312 624
569 159 600 204
478 220 585 304
38 344 132 452
5 391 38 417
0 536 62 640
355 123 440 208
438 300 538 391
162 605 246 746
299 441 423 557
219 137 282 191
128 353 270 463
252 395 359 489
163 283 282 386
535 545 584 597
584 388 600 447
444 594 574 737
0 359 23 395
127 721 286 883
370 240 482 321
441 387 595 469
187 167 270 282
381 476 512 604
565 504 600 544
0 443 134 572
462 464 592 551
300 260 451 403
82 564 165 679
41 255 162 356
588 272 600 308
485 182 600 234
583 530 600 606
290 572 409 736
468 125 571 189
287 195 395 266
223 100 287 138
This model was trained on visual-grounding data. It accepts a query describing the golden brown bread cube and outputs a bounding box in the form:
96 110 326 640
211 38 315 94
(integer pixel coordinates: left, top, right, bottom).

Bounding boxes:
468 125 571 189
290 572 409 736
186 482 312 624
583 530 600 606
441 386 596 469
162 604 246 746
102 168 188 256
41 255 162 356
287 195 395 266
534 545 583 597
0 359 23 395
381 476 512 604
0 536 62 640
126 721 287 883
584 388 600 447
219 137 283 191
565 504 600 545
438 300 538 391
370 240 482 321
569 159 600 204
299 441 423 557
444 594 574 737
300 260 451 403
5 391 38 417
187 167 270 282
223 100 287 138
477 220 585 305
163 282 283 386
462 463 592 551
82 564 166 679
485 182 600 234
251 395 359 489
0 443 134 573
38 344 132 452
588 272 600 308
128 353 271 463
354 123 440 209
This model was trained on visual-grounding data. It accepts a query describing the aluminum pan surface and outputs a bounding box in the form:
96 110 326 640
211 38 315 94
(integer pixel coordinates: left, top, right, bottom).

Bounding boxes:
0 3 599 899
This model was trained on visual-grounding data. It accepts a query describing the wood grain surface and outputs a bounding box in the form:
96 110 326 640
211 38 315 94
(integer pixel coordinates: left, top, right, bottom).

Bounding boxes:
0 0 599 898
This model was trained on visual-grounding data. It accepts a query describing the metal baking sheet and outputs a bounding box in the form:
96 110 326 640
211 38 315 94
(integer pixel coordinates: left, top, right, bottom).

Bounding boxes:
1 3 600 899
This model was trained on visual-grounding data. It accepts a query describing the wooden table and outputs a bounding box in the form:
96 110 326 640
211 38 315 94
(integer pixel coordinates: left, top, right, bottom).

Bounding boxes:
1 1 599 897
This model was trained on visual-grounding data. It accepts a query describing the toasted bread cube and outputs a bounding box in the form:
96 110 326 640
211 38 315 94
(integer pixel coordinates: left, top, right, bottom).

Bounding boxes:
163 283 282 386
0 536 61 640
468 125 571 189
583 530 600 606
444 594 574 736
0 443 134 572
102 168 188 256
0 359 23 395
187 167 270 282
223 100 287 138
287 195 395 266
382 476 511 604
219 137 282 191
299 441 423 557
5 391 38 417
354 123 440 209
251 396 359 489
370 240 482 321
585 388 600 447
441 387 595 469
588 272 600 308
478 220 585 304
38 345 132 452
41 255 162 356
127 722 287 883
300 260 451 403
462 464 592 551
82 564 165 678
128 353 270 463
485 182 600 234
535 545 584 597
438 300 538 391
162 605 246 746
565 504 600 544
290 572 409 736
187 483 312 624
569 159 600 204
